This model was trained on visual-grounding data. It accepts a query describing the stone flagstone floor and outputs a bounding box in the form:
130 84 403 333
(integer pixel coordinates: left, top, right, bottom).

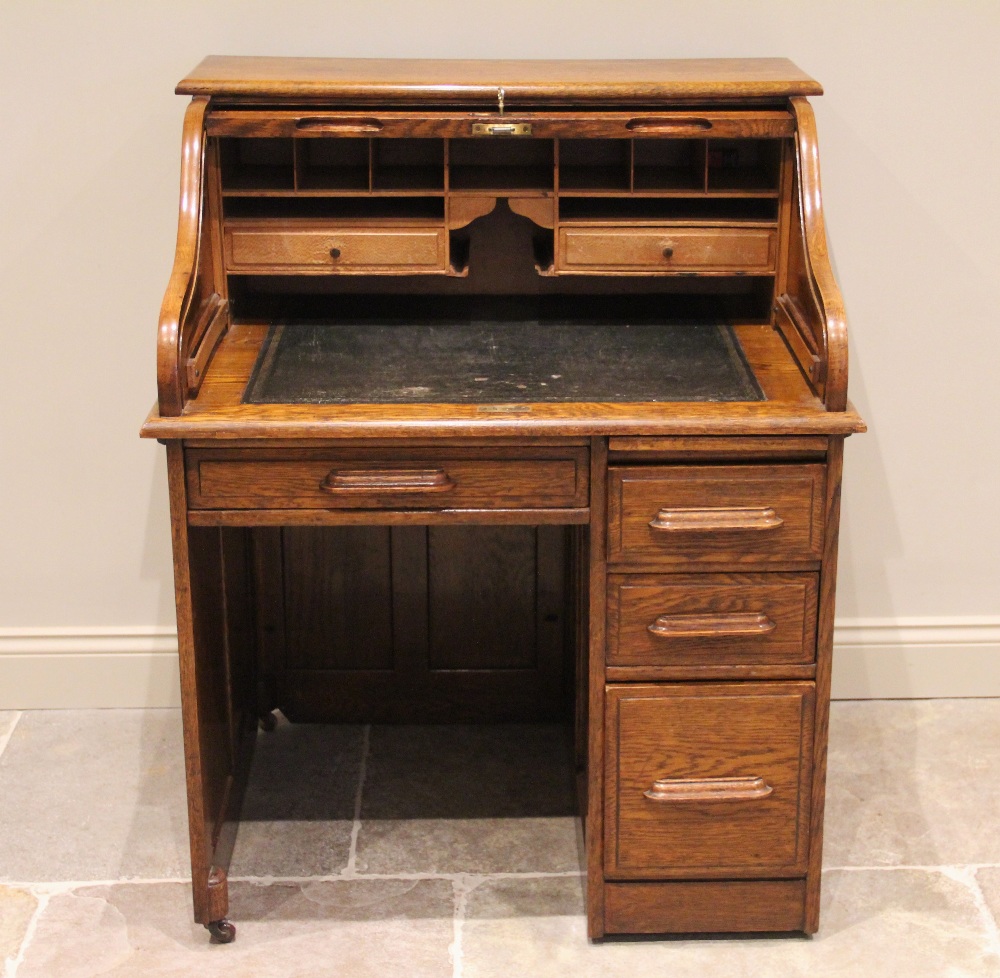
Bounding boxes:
1 701 999 977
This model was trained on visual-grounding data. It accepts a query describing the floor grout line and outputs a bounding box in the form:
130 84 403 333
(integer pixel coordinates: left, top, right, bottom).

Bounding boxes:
342 723 370 880
0 711 23 761
942 867 1000 956
826 863 1000 873
450 876 478 978
5 889 49 978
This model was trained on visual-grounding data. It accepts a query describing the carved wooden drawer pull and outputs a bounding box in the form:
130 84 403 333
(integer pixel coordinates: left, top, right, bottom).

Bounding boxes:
626 117 713 133
644 775 774 803
295 116 384 133
320 468 456 493
647 612 776 639
648 506 783 532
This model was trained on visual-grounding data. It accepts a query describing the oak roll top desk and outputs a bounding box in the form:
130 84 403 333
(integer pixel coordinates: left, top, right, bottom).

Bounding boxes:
141 56 865 943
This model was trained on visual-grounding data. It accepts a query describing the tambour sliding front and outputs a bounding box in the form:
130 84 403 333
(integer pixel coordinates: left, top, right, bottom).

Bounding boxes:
142 56 864 943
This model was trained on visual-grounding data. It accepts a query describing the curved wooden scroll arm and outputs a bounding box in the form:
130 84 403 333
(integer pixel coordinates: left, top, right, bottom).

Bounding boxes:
157 97 209 416
788 97 849 412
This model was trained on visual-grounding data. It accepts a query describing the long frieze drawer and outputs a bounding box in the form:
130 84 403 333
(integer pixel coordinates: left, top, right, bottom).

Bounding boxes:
607 465 825 564
185 450 589 510
607 573 818 667
224 224 447 273
558 227 776 273
604 682 814 879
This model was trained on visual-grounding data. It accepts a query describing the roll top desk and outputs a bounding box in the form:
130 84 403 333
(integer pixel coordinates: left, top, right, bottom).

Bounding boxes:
142 56 865 942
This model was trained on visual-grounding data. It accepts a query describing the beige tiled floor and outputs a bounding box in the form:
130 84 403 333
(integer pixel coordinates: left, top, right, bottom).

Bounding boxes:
1 702 999 977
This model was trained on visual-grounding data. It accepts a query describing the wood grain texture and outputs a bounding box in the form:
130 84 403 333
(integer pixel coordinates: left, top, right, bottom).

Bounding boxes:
225 222 448 274
604 878 806 934
158 98 208 416
788 97 848 412
607 464 826 565
804 435 845 931
606 572 818 668
148 61 863 940
604 682 814 878
178 57 822 102
206 108 795 140
586 437 608 939
185 446 589 511
558 226 776 273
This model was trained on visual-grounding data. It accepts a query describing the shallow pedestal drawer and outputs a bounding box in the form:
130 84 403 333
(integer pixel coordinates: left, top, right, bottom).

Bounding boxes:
607 572 818 668
607 465 826 564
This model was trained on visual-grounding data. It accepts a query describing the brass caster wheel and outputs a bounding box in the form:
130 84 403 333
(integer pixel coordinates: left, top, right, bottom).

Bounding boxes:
206 918 237 944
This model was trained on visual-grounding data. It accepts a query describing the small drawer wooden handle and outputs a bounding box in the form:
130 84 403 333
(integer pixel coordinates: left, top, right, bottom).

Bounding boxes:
647 612 776 639
661 245 674 259
626 117 714 133
320 468 456 493
644 775 773 803
648 506 783 532
329 247 342 259
295 117 383 133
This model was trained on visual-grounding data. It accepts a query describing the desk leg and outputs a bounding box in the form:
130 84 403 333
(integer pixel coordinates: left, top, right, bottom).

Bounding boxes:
167 444 257 940
586 437 608 939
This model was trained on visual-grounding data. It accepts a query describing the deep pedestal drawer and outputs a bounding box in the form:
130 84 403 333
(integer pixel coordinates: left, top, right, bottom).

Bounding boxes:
604 682 814 879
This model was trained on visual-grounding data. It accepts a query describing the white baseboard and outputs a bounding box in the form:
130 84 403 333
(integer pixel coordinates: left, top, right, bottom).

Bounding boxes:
0 628 181 709
0 620 997 708
830 618 1000 699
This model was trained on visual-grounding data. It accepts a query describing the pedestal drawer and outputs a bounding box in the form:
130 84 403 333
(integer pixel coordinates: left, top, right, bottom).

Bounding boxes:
605 682 814 879
608 465 825 564
186 447 589 511
607 573 818 667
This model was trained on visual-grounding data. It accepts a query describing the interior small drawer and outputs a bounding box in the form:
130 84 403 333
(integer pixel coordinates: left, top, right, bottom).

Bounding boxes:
605 682 814 879
607 572 818 668
186 448 589 511
557 226 776 272
224 223 447 273
607 465 825 564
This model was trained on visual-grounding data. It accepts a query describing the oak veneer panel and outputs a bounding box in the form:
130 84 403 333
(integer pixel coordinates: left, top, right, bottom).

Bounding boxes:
558 227 776 273
281 526 394 671
428 526 538 670
606 572 818 667
604 878 806 934
225 223 447 274
605 682 814 878
178 57 822 103
186 448 589 511
608 464 825 565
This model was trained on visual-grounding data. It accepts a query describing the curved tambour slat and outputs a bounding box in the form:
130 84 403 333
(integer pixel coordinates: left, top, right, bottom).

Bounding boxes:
157 97 209 416
790 97 849 412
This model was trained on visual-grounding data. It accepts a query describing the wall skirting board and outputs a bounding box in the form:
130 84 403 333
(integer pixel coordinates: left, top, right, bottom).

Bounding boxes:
0 620 998 708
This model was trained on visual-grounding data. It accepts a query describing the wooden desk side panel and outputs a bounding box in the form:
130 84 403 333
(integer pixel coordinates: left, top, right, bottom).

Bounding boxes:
804 435 846 931
782 98 849 412
158 99 207 416
167 444 256 926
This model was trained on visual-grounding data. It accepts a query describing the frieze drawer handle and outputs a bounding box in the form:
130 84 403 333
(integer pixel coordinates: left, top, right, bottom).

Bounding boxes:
647 612 776 639
648 506 783 532
320 468 456 493
644 776 774 803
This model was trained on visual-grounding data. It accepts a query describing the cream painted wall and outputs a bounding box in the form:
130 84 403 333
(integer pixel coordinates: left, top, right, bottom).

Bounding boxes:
1 1 998 703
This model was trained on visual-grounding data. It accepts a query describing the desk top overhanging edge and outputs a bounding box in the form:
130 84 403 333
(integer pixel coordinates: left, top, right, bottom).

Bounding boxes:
176 56 822 104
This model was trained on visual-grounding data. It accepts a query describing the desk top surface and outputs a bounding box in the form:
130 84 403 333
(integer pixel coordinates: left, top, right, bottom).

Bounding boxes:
177 56 822 103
